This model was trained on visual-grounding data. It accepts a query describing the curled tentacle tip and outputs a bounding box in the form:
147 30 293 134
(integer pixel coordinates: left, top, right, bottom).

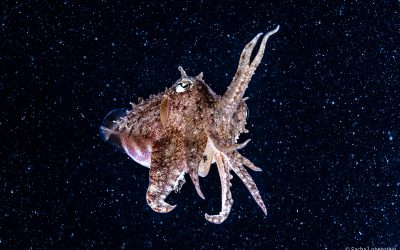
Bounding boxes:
159 204 177 213
148 200 177 213
204 213 224 224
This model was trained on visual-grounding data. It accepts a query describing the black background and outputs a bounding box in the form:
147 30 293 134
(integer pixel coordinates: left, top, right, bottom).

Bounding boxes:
1 0 399 249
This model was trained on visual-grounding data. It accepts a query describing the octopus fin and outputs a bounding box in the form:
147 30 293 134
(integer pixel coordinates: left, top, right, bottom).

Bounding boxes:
99 108 127 151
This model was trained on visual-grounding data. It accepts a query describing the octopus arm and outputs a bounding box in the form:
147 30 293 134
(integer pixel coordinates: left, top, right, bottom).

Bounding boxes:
146 129 186 213
188 161 205 199
199 138 261 175
229 161 267 216
204 139 234 224
231 150 262 172
186 134 208 200
218 25 280 116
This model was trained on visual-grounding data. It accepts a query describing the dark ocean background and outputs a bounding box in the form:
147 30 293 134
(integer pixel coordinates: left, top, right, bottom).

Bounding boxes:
1 0 399 249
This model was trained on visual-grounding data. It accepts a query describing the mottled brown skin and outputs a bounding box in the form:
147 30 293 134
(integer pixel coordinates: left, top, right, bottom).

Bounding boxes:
100 26 280 224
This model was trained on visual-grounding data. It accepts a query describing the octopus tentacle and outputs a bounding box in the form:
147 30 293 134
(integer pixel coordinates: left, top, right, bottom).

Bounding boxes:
249 25 280 71
230 161 267 215
207 134 250 153
188 164 205 199
186 132 208 199
211 138 262 172
146 186 177 213
232 139 251 150
205 150 234 224
231 151 262 172
101 29 280 224
146 129 186 213
239 33 263 68
216 139 251 152
219 25 280 116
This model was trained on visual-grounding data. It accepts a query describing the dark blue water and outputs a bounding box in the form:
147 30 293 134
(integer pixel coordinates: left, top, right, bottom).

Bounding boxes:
1 0 399 248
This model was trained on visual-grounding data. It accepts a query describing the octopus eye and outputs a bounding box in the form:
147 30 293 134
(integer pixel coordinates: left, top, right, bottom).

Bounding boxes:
175 81 191 93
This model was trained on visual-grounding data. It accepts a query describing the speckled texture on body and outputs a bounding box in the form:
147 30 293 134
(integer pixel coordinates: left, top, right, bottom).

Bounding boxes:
1 0 399 248
101 27 278 223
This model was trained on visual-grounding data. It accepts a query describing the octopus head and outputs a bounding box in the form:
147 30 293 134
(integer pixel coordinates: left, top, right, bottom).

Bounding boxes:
159 66 214 131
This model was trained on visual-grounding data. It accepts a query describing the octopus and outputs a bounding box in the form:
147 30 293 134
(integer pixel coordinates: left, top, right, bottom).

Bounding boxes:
99 25 280 224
